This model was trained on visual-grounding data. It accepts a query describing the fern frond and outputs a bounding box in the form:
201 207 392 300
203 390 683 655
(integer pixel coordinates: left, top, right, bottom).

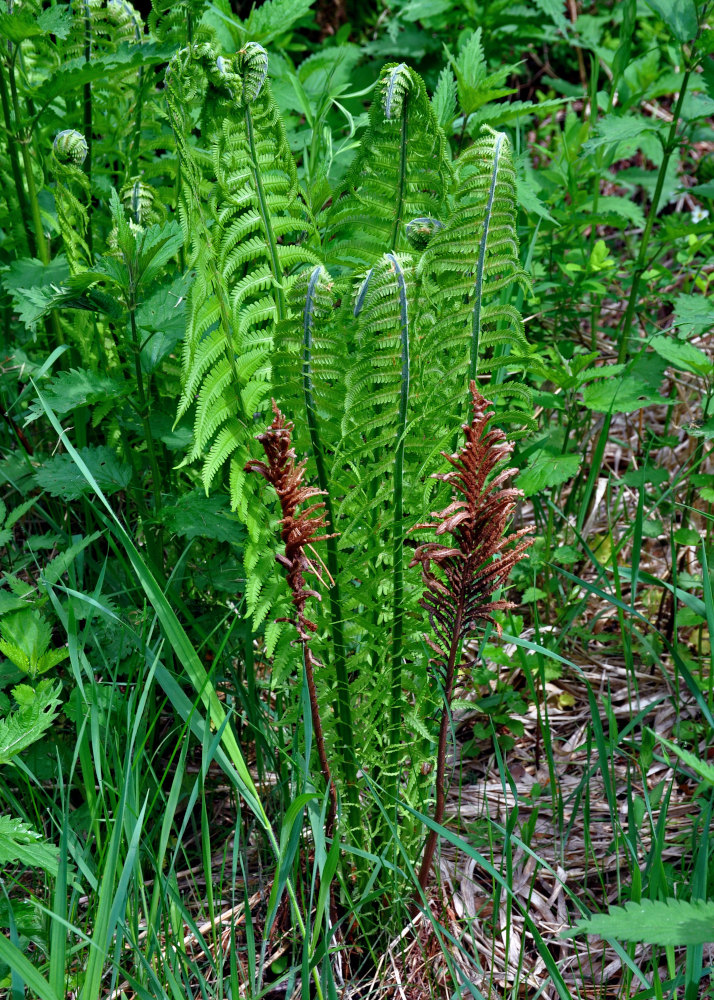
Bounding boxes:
324 63 451 270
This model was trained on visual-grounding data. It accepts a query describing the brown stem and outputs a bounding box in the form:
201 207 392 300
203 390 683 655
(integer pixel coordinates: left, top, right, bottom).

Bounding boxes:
303 645 337 837
416 598 464 896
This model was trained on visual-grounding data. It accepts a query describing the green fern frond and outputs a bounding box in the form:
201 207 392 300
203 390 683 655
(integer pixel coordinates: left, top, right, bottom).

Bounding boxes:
324 63 451 270
167 40 318 507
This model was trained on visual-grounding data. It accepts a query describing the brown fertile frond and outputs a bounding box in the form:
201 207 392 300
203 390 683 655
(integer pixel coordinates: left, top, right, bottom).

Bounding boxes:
409 382 533 655
246 400 339 834
245 400 333 642
413 383 533 897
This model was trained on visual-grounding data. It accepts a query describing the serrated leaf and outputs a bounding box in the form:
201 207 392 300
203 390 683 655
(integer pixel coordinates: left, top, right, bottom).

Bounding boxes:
650 335 713 375
564 898 714 946
34 447 132 501
0 679 62 765
582 115 659 154
27 369 129 423
0 609 52 669
673 293 714 337
0 815 59 876
432 66 457 128
532 0 570 33
582 195 646 229
583 377 662 413
644 0 698 42
517 452 581 496
244 0 314 44
161 492 246 545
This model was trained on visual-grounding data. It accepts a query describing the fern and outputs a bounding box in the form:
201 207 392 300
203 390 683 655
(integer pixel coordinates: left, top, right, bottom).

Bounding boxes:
416 125 535 448
324 62 451 270
168 41 318 507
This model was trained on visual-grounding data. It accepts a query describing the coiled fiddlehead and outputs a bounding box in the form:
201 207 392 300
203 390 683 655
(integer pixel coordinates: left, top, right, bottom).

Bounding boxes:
53 129 88 167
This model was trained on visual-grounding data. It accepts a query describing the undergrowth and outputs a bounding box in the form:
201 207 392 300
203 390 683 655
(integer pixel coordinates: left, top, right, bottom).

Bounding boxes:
1 0 714 997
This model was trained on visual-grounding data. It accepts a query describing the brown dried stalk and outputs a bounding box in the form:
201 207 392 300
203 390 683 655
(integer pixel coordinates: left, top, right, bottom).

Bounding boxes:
411 382 533 896
246 401 338 834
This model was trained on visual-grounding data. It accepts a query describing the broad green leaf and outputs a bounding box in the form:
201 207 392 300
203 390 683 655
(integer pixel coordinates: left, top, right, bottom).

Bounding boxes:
517 452 581 496
0 816 60 876
34 446 132 501
161 491 246 545
564 898 714 946
432 66 457 128
644 0 698 42
650 335 713 375
673 293 714 337
582 376 662 413
27 369 129 423
582 115 660 155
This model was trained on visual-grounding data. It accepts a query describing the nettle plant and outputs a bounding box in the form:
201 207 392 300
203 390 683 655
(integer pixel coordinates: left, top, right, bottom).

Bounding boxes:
167 41 535 899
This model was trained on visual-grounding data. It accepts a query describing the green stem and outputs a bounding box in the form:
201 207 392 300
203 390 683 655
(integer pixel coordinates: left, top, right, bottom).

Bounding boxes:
129 301 163 567
245 102 286 321
83 0 93 255
470 131 504 385
388 97 408 253
301 267 360 836
415 600 463 898
0 56 31 254
385 252 410 825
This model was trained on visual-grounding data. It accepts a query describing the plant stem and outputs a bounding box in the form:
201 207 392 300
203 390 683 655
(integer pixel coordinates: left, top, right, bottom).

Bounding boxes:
245 103 286 322
416 600 463 896
83 0 93 255
388 96 408 253
129 302 163 568
303 645 337 835
470 130 504 385
385 252 410 825
301 267 360 836
0 55 32 255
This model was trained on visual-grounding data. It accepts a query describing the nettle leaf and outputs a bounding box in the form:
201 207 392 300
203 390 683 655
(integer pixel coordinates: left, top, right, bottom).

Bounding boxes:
564 898 714 946
34 446 132 501
0 679 62 765
138 271 191 374
517 452 581 496
582 115 662 155
650 335 713 376
0 815 59 875
583 377 662 413
673 293 714 337
27 369 129 423
1 255 70 327
161 491 246 545
243 0 314 43
644 0 698 42
581 195 646 230
532 0 570 33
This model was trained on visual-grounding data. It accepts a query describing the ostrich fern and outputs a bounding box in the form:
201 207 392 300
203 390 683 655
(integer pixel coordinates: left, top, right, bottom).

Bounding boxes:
171 47 536 897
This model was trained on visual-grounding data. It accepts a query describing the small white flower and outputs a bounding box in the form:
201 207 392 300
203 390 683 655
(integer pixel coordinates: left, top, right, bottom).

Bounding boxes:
692 205 709 224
